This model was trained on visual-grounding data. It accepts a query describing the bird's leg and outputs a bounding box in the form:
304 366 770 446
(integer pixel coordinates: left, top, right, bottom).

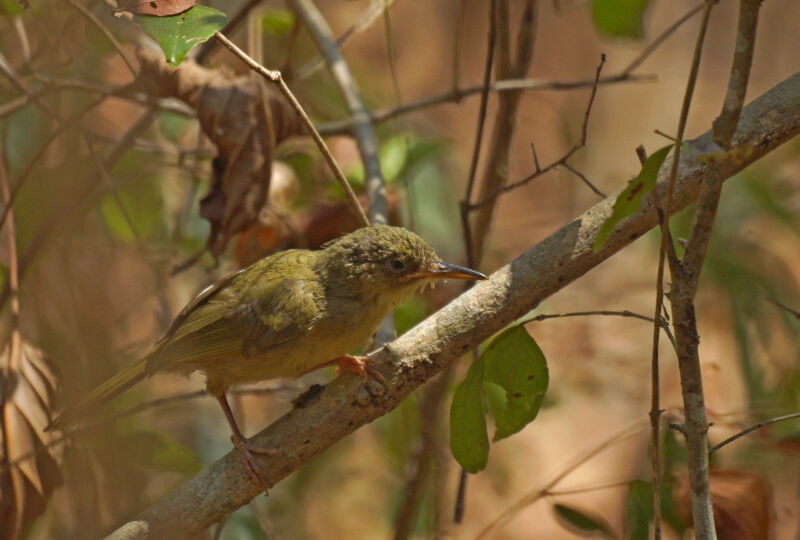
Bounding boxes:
332 354 388 387
215 394 276 495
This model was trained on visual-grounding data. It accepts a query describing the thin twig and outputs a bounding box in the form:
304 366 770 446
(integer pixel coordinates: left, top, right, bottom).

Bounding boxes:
475 421 648 539
65 0 138 77
383 3 402 105
660 1 734 537
544 479 634 496
454 0 500 523
709 411 800 454
637 141 666 539
195 0 262 64
519 309 676 352
294 0 395 81
470 0 538 260
764 297 800 320
468 53 604 211
287 0 387 225
622 2 706 73
460 0 498 270
316 72 650 136
315 0 704 138
393 374 449 540
561 162 605 198
452 0 467 97
213 31 369 228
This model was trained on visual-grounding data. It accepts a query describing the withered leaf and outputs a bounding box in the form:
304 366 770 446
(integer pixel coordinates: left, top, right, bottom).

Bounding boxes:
0 335 63 539
137 48 304 257
117 0 195 16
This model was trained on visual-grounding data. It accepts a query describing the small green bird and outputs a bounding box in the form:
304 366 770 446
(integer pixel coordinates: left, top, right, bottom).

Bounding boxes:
47 225 485 491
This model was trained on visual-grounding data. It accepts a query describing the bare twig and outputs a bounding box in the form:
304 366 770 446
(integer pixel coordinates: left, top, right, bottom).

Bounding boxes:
656 2 717 535
468 53 604 211
286 0 386 226
316 0 703 138
519 309 676 352
470 0 538 260
65 0 138 77
764 297 800 320
383 3 401 104
103 71 800 539
636 140 667 539
544 479 634 496
294 0 395 81
316 72 650 136
195 0 262 64
709 411 800 454
476 421 648 539
663 1 762 538
393 373 449 540
452 0 467 96
213 31 369 228
461 0 498 270
622 2 706 73
454 0 503 524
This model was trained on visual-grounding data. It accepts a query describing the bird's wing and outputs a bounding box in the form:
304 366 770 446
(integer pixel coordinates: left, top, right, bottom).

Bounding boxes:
155 269 245 345
147 266 324 373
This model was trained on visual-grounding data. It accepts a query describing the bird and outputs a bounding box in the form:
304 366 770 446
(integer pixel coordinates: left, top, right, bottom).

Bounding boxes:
47 225 486 492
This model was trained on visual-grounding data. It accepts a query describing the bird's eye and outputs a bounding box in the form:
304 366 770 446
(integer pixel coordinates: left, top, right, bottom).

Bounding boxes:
388 258 406 272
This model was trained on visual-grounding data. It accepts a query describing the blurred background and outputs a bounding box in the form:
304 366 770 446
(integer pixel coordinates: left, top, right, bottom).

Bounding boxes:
1 0 799 538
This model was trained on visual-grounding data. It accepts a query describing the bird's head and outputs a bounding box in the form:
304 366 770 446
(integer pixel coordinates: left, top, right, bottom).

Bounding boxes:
321 225 486 300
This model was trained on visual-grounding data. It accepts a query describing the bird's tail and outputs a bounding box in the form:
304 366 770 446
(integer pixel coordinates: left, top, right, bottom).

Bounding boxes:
46 358 149 432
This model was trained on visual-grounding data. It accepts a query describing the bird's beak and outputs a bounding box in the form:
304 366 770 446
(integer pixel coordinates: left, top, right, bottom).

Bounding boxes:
412 261 487 281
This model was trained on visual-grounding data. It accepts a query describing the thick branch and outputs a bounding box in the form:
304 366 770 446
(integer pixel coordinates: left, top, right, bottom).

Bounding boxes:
106 71 800 540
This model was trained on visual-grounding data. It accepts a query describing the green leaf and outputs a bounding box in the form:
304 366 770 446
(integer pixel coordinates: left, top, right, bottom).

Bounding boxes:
591 0 652 39
134 5 227 66
449 359 489 473
626 480 653 540
450 325 549 473
482 326 548 441
594 145 671 251
261 8 295 35
554 503 616 538
123 430 203 475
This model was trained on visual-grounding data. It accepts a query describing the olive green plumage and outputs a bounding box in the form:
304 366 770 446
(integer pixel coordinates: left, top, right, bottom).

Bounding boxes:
48 225 484 431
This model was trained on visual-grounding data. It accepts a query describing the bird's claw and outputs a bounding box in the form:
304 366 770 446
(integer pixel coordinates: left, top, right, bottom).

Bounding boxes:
335 354 388 388
229 435 276 495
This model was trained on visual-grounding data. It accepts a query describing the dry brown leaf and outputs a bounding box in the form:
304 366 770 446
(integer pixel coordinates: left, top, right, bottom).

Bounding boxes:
676 469 770 539
137 48 303 257
116 0 195 16
0 335 63 539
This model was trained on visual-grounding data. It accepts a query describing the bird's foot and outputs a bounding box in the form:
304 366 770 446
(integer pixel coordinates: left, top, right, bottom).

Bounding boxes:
334 354 388 387
229 435 277 495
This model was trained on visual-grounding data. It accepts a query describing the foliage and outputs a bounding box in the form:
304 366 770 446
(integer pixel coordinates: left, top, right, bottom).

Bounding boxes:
134 6 226 65
450 325 548 472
